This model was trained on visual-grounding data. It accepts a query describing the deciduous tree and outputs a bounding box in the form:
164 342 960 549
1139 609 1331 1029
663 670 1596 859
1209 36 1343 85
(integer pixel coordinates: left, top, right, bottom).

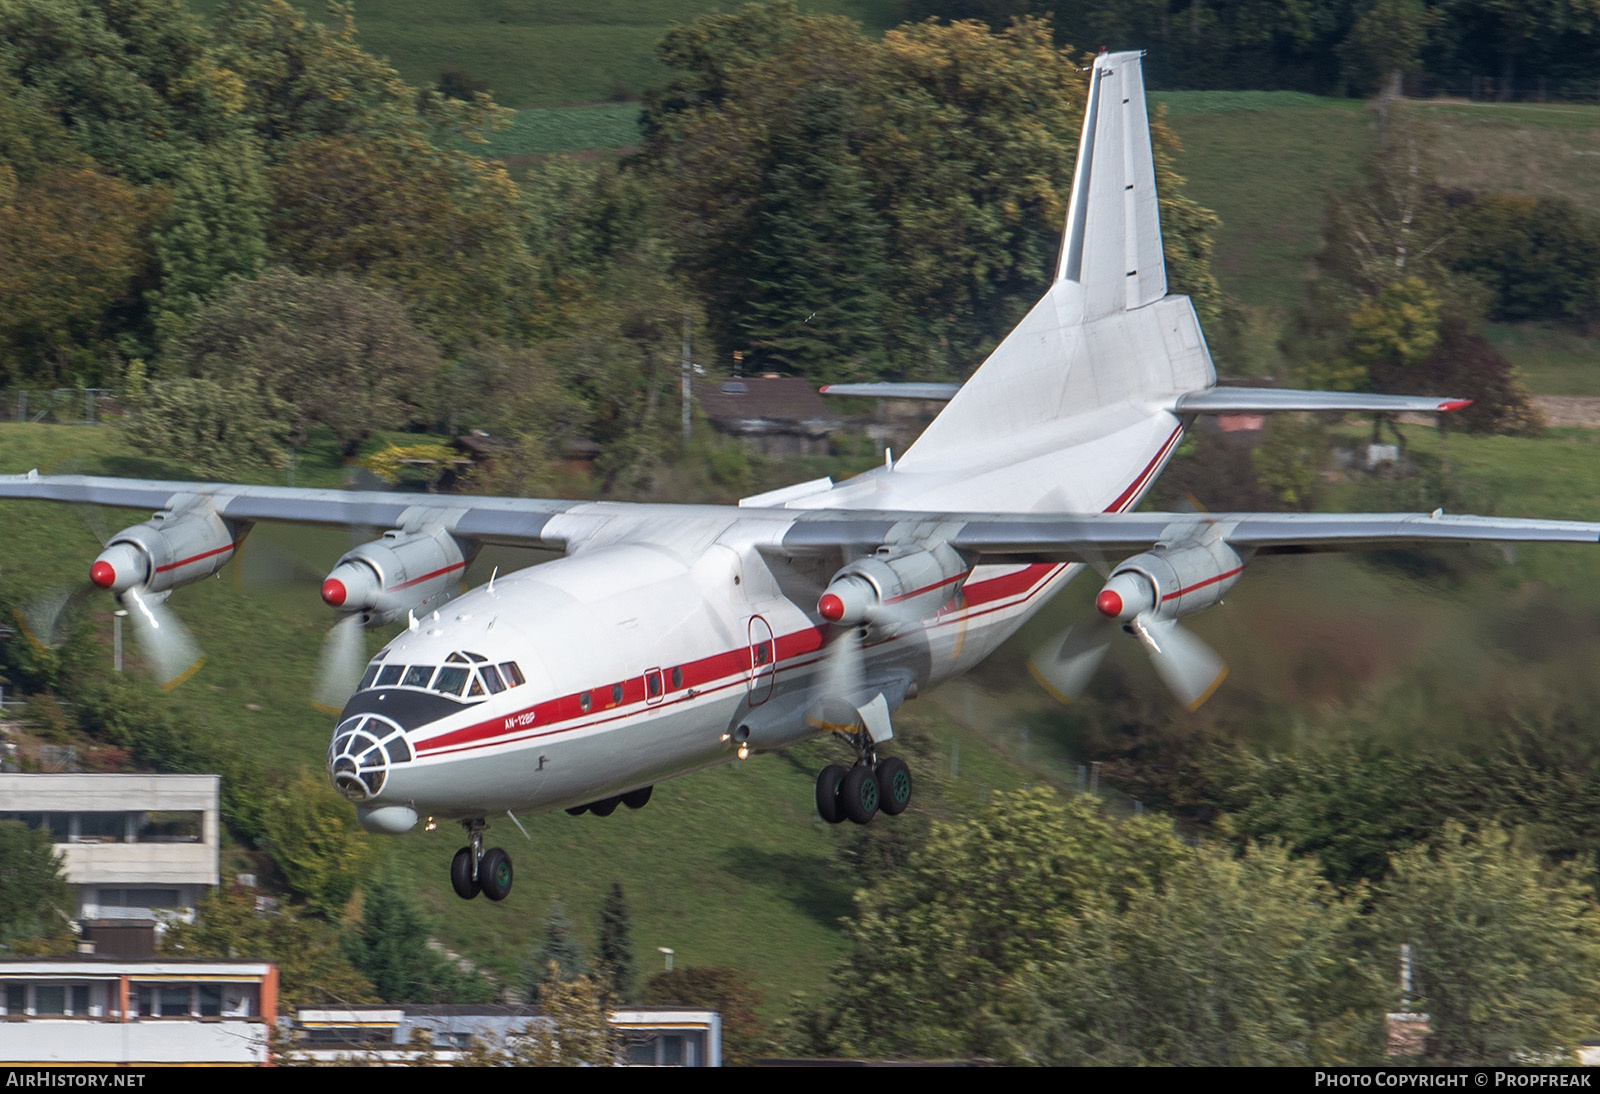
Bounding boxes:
1384 823 1600 1065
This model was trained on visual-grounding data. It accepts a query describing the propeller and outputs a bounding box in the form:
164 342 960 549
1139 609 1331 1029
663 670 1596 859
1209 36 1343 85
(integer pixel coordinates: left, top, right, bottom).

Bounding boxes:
118 585 205 691
1029 539 1233 712
313 614 368 714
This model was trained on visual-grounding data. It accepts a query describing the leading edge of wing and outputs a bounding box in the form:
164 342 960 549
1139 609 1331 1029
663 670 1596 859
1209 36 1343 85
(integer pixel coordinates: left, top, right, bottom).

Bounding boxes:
777 509 1600 560
0 473 577 547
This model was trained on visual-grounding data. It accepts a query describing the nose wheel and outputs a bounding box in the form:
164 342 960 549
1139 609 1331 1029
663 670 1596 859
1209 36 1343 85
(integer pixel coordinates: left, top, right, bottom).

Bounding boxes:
451 819 513 901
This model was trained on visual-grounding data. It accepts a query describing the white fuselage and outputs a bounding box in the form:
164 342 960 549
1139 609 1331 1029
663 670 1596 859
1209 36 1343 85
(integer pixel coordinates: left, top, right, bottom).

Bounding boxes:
328 401 1188 828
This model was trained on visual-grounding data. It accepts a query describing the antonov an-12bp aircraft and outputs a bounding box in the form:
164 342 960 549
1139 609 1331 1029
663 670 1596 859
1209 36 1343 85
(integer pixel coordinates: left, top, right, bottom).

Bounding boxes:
3 51 1598 901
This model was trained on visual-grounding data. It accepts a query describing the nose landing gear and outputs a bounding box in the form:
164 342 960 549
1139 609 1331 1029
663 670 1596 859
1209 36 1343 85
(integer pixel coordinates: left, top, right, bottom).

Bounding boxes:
451 818 514 901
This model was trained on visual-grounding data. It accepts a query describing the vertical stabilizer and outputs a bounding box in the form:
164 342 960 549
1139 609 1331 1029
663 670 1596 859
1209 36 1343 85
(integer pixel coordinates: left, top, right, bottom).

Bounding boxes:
1057 51 1166 315
896 51 1212 487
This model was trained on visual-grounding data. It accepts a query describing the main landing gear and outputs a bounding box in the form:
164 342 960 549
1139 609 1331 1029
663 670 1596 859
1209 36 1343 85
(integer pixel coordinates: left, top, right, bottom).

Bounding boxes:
451 818 513 901
815 736 913 825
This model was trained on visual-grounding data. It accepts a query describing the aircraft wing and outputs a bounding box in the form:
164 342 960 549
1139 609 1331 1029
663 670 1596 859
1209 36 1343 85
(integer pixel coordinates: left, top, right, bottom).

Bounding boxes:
0 473 579 548
778 508 1600 560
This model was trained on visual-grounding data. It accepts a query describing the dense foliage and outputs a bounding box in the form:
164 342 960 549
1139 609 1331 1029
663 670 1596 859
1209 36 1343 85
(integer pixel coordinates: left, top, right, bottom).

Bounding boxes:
902 1 1600 97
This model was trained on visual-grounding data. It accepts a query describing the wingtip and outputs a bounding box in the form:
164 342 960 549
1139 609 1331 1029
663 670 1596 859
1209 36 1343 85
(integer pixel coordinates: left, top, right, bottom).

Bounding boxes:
1437 399 1474 413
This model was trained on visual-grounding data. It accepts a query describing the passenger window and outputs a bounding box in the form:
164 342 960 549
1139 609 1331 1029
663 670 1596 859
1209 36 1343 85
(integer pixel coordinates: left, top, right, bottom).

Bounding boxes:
611 683 623 705
579 692 592 713
647 674 662 699
481 666 506 694
499 662 525 687
402 665 436 689
671 667 683 689
433 666 469 696
376 665 404 687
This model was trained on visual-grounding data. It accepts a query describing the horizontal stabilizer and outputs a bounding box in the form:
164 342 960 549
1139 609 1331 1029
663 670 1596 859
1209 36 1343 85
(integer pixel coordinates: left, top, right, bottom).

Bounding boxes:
1174 388 1471 415
820 383 961 401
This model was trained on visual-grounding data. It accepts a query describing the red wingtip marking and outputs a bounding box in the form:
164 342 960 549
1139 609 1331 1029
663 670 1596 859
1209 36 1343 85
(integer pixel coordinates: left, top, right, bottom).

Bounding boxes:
1437 399 1473 413
818 593 845 622
1095 589 1123 618
321 578 347 608
90 560 116 589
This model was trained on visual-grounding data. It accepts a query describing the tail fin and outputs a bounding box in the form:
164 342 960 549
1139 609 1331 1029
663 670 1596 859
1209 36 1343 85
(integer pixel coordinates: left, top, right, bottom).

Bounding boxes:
898 51 1214 472
1057 51 1166 316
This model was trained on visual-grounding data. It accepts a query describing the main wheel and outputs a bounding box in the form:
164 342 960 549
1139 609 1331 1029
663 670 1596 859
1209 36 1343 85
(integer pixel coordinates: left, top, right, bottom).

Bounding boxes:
589 796 620 817
840 763 880 825
565 804 588 816
816 764 848 824
622 785 653 810
450 847 480 900
876 757 913 816
479 847 513 901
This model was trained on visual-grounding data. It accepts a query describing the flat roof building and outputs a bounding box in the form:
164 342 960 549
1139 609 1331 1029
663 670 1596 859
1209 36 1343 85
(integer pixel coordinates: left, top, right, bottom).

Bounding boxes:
0 773 220 928
0 957 276 1066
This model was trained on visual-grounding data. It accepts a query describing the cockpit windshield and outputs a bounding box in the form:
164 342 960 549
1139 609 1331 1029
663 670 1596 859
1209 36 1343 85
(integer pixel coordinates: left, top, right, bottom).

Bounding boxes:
357 651 525 703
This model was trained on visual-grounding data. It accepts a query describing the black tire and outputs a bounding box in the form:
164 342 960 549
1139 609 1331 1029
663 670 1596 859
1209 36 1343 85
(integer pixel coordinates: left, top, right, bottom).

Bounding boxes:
622 785 654 810
876 757 913 816
480 847 513 902
589 796 620 817
816 764 848 824
565 805 588 816
450 847 480 900
840 763 880 825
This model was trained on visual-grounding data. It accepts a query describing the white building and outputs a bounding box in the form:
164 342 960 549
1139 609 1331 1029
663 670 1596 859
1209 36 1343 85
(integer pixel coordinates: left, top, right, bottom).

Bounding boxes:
0 773 220 925
0 958 276 1065
290 1004 722 1065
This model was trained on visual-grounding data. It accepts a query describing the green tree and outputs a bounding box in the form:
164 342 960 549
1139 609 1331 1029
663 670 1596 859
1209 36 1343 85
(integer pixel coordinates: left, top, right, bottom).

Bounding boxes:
169 268 444 457
260 769 369 920
992 842 1382 1065
525 900 587 998
0 819 71 954
593 882 637 1005
161 882 375 1009
0 0 271 352
735 82 891 380
126 371 288 480
1384 823 1600 1065
645 9 1222 381
343 872 494 1004
807 788 1381 1062
810 789 1182 1058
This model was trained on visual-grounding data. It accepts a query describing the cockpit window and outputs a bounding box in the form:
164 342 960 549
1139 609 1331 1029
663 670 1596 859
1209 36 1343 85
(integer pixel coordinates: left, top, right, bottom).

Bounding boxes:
481 665 506 694
433 666 469 696
467 673 486 698
358 663 381 691
446 652 468 664
500 662 526 688
402 665 436 689
376 664 404 687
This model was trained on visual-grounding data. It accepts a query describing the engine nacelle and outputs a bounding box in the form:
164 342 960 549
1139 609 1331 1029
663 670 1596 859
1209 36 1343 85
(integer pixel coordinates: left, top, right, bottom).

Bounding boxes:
818 542 969 627
320 526 471 625
90 500 236 596
1095 537 1244 623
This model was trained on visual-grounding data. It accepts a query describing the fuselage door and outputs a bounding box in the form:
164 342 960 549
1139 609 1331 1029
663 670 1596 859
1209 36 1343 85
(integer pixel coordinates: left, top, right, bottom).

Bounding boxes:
748 615 775 705
644 667 664 707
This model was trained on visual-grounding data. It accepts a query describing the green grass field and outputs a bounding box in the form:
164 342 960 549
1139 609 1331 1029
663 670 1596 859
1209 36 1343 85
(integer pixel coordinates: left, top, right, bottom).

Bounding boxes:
1487 324 1600 396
